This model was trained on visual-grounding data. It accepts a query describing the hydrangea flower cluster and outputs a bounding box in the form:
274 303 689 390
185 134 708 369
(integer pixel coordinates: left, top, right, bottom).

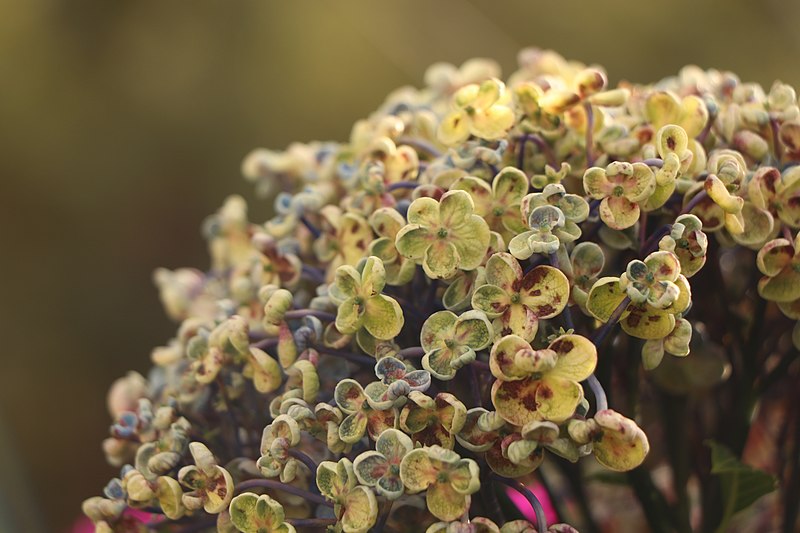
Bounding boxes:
85 49 800 532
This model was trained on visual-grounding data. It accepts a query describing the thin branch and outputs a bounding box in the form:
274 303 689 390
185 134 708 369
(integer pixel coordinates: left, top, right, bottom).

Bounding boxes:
491 474 547 533
235 479 333 507
585 374 608 412
284 309 336 322
396 136 443 158
288 448 318 473
387 181 420 192
590 296 631 347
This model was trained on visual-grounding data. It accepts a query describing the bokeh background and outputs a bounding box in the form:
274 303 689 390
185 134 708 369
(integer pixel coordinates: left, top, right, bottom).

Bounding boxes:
2 0 799 530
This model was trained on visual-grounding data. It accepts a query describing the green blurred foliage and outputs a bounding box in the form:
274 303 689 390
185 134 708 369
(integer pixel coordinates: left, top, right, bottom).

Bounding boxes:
0 0 798 530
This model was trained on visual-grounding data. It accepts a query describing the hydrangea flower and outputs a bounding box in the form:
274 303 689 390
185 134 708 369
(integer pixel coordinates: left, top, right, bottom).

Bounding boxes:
399 391 467 449
400 446 481 521
583 162 656 230
177 442 234 514
313 206 372 278
530 162 571 191
568 409 650 471
641 317 692 370
472 253 569 341
748 165 800 229
619 251 682 309
185 315 249 384
329 256 405 340
756 232 800 303
489 334 597 426
438 78 515 145
375 356 432 392
450 167 529 242
344 137 420 214
82 48 800 533
587 257 692 341
353 428 414 500
258 414 303 483
229 493 296 533
658 214 708 278
559 242 605 313
368 207 417 286
334 379 398 443
420 310 493 380
203 195 255 271
521 183 589 242
644 91 709 139
316 458 378 533
395 190 491 279
455 408 582 478
690 149 748 235
508 205 568 258
513 82 561 136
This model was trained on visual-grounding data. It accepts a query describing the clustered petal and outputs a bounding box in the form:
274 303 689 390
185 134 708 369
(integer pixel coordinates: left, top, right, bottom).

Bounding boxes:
84 48 796 533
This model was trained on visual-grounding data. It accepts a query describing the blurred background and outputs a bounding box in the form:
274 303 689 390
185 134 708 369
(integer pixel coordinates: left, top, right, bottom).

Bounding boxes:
2 0 799 530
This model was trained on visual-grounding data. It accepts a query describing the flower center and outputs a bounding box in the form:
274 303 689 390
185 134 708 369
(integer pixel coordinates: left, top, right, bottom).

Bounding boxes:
612 185 625 197
437 228 449 238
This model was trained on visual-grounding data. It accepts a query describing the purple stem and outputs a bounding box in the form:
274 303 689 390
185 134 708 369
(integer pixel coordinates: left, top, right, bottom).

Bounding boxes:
517 134 530 171
590 296 631 347
387 181 420 192
641 225 672 256
398 346 425 358
300 215 321 239
284 309 336 322
679 189 709 217
527 133 558 169
288 449 318 473
396 136 443 158
491 474 547 533
235 479 333 507
588 198 601 216
585 374 608 412
252 338 279 351
642 158 664 168
302 264 325 283
287 518 337 527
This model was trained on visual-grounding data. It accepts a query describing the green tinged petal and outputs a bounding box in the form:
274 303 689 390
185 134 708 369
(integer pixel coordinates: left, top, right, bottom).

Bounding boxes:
396 225 433 261
400 449 436 492
424 240 461 279
421 311 458 351
353 451 388 486
363 294 404 339
336 297 364 335
341 486 378 533
549 334 597 381
586 277 628 322
426 483 471 522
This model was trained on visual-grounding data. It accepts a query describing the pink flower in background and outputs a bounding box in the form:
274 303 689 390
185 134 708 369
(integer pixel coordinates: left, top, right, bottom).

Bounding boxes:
71 508 157 533
505 481 559 525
